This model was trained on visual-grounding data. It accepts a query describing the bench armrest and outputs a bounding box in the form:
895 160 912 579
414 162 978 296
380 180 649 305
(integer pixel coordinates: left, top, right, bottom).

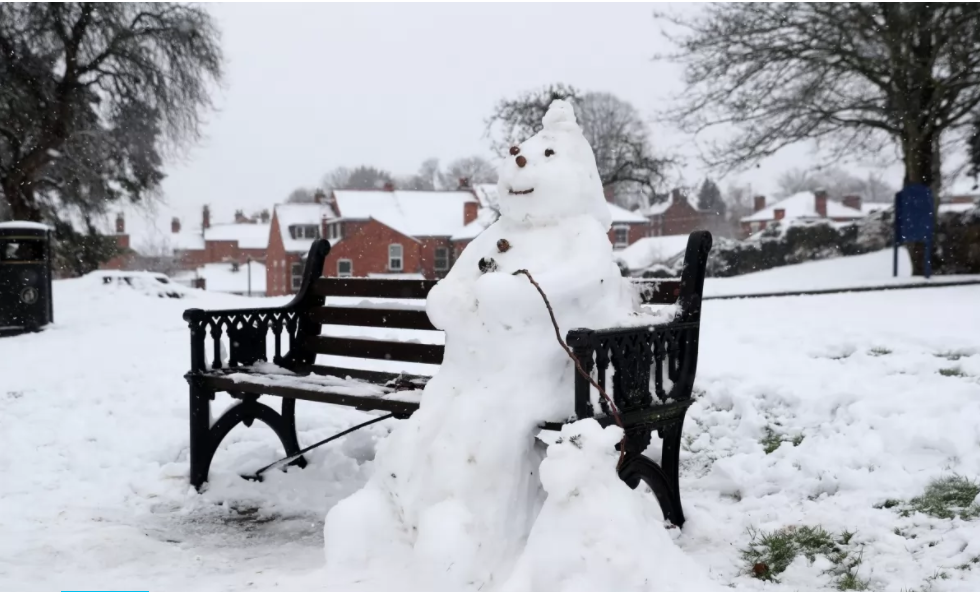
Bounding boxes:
183 239 332 372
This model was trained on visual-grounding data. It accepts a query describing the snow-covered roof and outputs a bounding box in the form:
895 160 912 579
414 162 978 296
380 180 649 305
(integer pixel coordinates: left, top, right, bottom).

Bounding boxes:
173 261 266 295
741 191 864 223
608 203 648 224
0 221 52 231
170 230 205 251
274 203 336 253
644 193 700 217
201 222 271 249
333 190 476 238
614 235 692 271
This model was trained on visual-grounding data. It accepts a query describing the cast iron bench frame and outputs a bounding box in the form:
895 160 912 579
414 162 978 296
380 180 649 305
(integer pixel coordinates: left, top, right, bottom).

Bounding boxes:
183 230 712 526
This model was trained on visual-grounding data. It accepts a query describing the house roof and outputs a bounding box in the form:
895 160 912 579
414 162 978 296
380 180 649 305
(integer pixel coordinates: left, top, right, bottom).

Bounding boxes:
741 191 864 223
274 203 336 253
608 203 648 224
203 222 271 249
333 190 476 238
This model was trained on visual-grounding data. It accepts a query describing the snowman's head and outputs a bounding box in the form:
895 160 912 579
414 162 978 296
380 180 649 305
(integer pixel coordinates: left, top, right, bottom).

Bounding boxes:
496 100 611 229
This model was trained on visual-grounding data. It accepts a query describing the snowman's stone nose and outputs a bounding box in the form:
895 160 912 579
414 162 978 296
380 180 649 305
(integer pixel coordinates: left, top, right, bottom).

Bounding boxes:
516 155 527 168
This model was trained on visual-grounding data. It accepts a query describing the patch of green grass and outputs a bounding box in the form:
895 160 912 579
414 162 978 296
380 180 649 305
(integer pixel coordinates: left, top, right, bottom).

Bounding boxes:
760 426 804 454
939 367 967 377
885 475 980 520
741 525 869 590
935 350 972 361
869 347 893 356
761 427 783 454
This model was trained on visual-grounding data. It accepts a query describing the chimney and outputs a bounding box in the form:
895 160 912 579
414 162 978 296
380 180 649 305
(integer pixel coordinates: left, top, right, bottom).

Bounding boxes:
814 190 828 218
115 213 125 234
383 181 395 192
842 195 862 211
753 195 766 212
202 205 211 230
774 208 785 221
171 217 181 234
313 189 326 204
671 188 683 204
603 185 615 203
234 209 247 224
458 177 471 190
463 201 479 226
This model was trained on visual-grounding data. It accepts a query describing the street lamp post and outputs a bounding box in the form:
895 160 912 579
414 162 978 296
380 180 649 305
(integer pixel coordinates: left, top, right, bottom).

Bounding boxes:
247 256 252 297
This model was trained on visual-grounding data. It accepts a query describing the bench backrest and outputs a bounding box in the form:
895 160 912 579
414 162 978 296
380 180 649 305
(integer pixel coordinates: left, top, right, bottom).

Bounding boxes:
281 231 712 387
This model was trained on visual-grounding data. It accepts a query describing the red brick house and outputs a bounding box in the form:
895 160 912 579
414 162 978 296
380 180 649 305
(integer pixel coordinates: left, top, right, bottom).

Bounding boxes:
100 213 136 270
646 188 707 237
171 206 271 269
603 188 649 249
740 190 864 237
265 202 337 295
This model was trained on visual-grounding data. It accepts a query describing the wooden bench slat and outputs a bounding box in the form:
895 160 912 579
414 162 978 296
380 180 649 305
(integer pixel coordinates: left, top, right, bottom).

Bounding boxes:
303 335 444 365
200 374 421 416
308 306 437 331
313 278 437 299
298 363 430 386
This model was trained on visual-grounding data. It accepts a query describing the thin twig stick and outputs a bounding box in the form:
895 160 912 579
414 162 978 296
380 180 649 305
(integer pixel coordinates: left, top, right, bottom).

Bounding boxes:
512 269 627 468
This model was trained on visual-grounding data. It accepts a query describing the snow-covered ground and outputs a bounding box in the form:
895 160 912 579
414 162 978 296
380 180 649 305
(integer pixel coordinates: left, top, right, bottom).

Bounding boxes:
2 264 980 591
705 248 980 297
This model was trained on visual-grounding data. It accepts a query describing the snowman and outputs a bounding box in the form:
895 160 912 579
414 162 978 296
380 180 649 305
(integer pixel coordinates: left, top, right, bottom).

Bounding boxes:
323 100 650 592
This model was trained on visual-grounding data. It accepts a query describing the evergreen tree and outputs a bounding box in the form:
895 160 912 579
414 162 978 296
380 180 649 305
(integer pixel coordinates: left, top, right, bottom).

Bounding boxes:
697 178 726 217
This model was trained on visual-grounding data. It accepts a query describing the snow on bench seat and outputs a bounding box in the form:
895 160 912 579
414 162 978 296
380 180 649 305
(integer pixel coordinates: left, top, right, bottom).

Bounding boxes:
200 361 423 416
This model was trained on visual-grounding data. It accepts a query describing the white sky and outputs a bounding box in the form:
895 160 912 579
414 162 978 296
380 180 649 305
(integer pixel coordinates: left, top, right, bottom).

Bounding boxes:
127 2 971 247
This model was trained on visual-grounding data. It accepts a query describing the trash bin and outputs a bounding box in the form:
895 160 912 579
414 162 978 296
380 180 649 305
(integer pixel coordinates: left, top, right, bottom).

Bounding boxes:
0 221 54 335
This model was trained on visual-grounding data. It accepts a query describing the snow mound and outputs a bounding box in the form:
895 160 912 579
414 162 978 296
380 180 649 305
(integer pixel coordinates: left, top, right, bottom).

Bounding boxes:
502 419 726 592
85 270 195 299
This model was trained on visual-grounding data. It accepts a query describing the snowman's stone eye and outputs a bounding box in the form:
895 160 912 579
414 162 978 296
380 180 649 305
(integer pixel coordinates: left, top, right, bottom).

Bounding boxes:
545 149 555 157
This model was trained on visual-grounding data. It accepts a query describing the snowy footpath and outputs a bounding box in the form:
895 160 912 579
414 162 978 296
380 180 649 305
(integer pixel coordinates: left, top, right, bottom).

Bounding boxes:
2 273 980 591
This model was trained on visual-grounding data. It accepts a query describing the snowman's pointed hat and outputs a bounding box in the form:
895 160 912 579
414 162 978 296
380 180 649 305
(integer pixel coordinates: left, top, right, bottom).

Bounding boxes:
542 99 579 131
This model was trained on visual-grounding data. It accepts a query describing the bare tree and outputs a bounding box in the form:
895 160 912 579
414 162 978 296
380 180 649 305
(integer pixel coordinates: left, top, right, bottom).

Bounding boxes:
440 156 497 189
486 85 670 209
775 166 897 202
0 3 223 223
286 187 316 203
661 3 980 274
396 157 440 191
320 165 393 192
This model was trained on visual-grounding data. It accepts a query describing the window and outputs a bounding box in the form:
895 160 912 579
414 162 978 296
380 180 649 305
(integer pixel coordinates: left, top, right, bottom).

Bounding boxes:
613 226 629 248
388 244 403 271
337 259 353 277
652 216 663 237
291 261 304 291
434 247 450 271
327 222 343 240
289 225 319 240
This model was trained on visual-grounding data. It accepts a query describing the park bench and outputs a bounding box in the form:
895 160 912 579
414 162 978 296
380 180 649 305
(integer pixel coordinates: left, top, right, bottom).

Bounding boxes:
183 230 712 526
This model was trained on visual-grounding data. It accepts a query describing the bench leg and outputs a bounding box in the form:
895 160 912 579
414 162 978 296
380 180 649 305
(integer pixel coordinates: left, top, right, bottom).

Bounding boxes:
189 388 308 492
617 417 687 528
189 382 213 491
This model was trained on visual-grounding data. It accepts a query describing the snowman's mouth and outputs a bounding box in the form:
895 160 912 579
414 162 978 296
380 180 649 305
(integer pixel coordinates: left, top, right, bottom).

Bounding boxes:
508 188 534 195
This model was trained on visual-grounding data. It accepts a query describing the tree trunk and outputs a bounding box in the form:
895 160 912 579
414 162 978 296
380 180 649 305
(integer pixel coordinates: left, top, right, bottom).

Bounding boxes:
0 176 42 222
